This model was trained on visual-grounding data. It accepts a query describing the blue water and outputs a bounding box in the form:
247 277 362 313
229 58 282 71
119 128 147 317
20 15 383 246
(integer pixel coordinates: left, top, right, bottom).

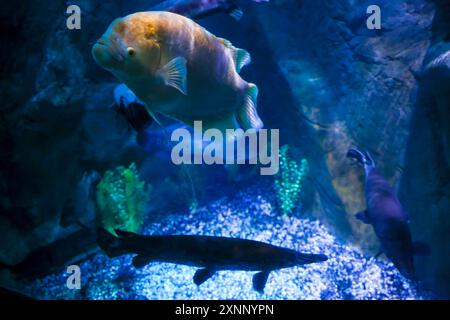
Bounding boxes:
1 0 448 300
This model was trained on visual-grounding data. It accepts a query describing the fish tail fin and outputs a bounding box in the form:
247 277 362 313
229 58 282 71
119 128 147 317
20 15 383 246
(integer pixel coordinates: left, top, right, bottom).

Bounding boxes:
237 83 263 130
96 228 132 258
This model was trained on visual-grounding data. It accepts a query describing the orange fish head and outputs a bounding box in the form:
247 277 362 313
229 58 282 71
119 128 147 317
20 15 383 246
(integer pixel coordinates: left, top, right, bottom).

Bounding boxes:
92 18 129 70
92 15 162 79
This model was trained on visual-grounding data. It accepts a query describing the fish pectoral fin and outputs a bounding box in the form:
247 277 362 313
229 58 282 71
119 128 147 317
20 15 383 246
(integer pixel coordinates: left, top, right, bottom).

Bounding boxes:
355 210 371 224
156 56 188 95
237 83 263 130
412 242 431 256
193 268 216 286
252 271 271 293
226 4 244 21
132 255 153 269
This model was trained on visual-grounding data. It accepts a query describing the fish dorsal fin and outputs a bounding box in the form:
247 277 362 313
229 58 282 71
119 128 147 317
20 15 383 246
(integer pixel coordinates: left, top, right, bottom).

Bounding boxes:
227 5 243 21
219 38 233 48
219 37 251 73
233 48 251 73
238 83 263 130
156 56 188 95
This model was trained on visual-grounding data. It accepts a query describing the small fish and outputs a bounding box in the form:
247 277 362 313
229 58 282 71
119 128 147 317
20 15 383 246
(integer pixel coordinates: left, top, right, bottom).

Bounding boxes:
92 12 263 138
347 148 430 279
110 87 203 158
97 228 327 292
113 84 153 132
150 0 270 21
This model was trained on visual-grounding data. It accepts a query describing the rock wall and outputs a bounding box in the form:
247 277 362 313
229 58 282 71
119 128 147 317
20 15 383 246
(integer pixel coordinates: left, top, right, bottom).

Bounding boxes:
399 0 450 298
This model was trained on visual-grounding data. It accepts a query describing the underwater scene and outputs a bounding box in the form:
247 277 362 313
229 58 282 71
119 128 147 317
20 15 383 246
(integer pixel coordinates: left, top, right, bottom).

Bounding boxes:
0 0 449 301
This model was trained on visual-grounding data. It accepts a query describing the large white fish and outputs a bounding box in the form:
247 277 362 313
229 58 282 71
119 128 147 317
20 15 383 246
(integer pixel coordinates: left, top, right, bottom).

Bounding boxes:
92 11 263 136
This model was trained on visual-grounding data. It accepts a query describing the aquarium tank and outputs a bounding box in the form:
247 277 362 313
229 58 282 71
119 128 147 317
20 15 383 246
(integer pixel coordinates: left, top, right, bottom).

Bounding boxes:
0 0 449 304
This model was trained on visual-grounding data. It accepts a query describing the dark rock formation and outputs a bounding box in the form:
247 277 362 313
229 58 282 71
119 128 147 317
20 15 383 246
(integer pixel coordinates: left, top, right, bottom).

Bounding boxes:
399 0 450 298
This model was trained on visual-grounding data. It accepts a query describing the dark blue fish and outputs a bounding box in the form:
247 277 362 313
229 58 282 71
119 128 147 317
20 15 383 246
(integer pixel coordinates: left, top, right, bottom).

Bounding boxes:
97 228 327 292
347 148 430 279
113 84 153 133
113 84 172 157
150 0 270 21
113 84 259 163
113 84 261 184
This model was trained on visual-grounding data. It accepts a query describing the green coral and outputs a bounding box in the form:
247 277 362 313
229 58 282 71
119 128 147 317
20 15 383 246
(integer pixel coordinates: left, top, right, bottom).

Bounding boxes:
274 145 309 216
96 163 151 235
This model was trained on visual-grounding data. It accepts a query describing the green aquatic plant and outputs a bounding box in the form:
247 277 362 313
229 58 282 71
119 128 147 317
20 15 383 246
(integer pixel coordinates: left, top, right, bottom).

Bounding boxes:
274 145 309 216
96 163 151 235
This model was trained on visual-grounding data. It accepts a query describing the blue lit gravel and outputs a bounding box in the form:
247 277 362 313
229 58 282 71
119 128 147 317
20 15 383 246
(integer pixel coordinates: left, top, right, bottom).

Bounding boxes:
26 188 432 300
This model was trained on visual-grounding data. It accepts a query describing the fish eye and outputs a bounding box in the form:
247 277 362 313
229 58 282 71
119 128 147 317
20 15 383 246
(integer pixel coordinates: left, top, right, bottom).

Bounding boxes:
127 47 135 57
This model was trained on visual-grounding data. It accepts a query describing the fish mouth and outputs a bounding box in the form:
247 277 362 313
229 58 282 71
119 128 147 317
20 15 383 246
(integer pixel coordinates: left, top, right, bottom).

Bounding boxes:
92 37 123 68
92 41 113 67
93 36 127 65
95 36 111 46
